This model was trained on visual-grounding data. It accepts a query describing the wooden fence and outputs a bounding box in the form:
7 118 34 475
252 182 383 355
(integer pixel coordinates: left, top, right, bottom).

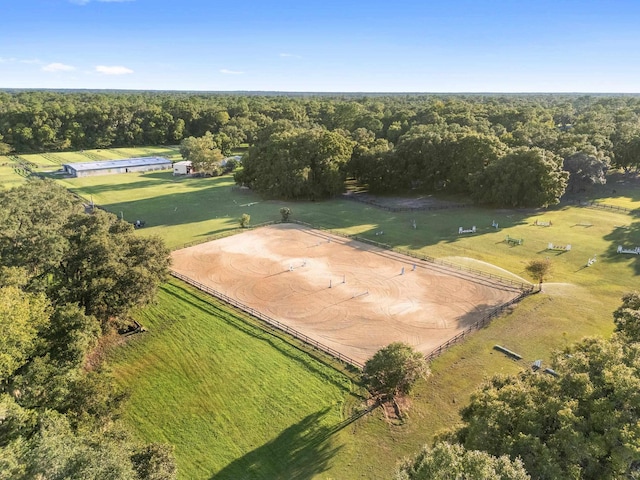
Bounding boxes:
289 220 532 291
176 221 277 250
171 220 535 369
582 201 639 216
424 288 535 361
170 270 365 370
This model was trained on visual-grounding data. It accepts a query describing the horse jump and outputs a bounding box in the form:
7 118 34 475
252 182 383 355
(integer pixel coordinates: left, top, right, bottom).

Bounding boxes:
547 243 571 251
617 245 640 255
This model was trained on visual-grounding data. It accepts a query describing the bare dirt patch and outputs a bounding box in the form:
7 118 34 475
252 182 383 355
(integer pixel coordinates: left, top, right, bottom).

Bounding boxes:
171 224 521 365
344 191 464 210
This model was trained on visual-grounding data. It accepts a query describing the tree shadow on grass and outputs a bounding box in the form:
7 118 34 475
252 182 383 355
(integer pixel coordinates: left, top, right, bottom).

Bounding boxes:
603 217 640 274
211 406 372 480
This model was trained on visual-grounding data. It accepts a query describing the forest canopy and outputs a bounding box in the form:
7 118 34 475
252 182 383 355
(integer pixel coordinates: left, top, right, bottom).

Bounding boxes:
2 91 640 205
0 180 175 479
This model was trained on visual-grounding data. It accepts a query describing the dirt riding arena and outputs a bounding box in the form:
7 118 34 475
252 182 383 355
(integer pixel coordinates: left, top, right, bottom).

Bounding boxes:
171 224 522 365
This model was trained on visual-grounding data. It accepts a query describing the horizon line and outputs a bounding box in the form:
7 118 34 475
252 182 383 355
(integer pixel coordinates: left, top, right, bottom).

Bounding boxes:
2 87 640 96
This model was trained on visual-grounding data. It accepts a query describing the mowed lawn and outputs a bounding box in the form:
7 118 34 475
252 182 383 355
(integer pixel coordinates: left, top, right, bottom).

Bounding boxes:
110 280 357 480
0 146 182 188
0 162 27 189
63 168 640 478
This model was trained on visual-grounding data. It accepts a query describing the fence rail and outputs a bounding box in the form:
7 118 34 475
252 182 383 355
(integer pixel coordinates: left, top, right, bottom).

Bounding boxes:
581 201 639 216
176 221 278 250
424 288 534 361
170 270 365 370
171 220 535 368
289 220 531 291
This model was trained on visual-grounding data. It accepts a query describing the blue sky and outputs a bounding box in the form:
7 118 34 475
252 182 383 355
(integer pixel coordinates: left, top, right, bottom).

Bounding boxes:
1 0 639 92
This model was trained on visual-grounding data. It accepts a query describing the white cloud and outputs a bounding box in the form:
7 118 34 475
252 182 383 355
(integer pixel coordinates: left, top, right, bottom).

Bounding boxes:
220 69 244 75
95 65 134 75
0 57 17 63
20 59 42 64
42 62 76 72
279 53 301 58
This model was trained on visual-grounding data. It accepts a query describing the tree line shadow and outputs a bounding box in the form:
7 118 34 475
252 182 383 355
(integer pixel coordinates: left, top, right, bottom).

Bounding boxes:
211 404 375 480
603 218 640 274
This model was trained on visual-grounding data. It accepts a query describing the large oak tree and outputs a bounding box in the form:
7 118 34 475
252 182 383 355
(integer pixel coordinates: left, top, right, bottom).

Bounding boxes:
237 127 354 199
472 147 568 207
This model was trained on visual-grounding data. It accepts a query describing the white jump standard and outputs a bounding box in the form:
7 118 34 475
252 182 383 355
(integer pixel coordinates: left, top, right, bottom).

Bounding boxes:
505 235 523 246
617 245 640 255
547 243 571 251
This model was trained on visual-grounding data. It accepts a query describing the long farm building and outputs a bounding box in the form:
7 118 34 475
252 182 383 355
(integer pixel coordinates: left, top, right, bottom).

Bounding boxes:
63 157 172 177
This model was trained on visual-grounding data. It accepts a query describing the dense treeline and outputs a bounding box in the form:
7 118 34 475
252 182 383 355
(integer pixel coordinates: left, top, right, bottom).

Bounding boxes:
2 91 640 205
0 180 175 479
398 293 640 480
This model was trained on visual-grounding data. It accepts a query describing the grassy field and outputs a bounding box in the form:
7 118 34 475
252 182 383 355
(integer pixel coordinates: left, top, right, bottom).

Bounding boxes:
48 164 640 478
109 280 358 479
0 161 27 189
0 146 182 188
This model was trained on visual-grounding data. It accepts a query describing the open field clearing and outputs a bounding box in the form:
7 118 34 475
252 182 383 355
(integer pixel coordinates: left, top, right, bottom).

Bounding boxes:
0 162 26 188
56 169 640 478
0 146 182 186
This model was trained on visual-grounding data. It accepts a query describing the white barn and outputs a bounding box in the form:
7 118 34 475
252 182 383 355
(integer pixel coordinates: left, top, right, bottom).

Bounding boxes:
173 160 193 176
63 157 172 178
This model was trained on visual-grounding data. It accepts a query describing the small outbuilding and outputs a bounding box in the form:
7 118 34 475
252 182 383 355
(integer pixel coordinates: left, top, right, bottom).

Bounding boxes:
63 157 172 178
173 160 193 176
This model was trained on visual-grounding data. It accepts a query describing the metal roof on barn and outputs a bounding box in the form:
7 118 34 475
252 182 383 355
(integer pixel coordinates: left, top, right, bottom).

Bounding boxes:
63 157 172 172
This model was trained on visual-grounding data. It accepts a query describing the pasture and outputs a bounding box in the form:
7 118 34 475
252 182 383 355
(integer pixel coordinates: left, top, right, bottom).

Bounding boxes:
57 168 640 478
109 280 357 479
0 145 181 188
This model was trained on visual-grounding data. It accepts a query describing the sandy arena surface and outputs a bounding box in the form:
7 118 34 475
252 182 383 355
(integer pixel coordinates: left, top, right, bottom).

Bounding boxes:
171 224 521 364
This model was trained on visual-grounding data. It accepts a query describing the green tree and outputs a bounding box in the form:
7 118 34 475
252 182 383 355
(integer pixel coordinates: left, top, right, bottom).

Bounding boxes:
0 141 11 155
525 258 551 290
457 335 640 480
240 213 250 228
473 147 568 208
0 180 80 286
363 342 429 399
613 291 640 342
392 127 506 194
279 207 291 222
610 121 640 174
396 442 530 480
44 304 100 368
58 210 171 325
131 443 178 480
237 127 353 199
563 151 608 193
23 411 138 480
0 286 50 382
179 133 224 176
0 180 176 480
